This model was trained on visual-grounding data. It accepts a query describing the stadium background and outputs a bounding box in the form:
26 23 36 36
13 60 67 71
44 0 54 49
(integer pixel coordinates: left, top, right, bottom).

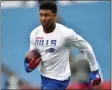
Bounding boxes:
1 1 111 89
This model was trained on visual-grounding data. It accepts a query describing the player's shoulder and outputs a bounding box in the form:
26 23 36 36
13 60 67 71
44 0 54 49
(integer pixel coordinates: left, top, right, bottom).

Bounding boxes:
56 23 69 30
56 23 75 34
30 25 42 36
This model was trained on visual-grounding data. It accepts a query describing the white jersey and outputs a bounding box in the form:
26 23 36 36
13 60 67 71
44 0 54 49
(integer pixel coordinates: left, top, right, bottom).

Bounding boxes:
30 23 98 81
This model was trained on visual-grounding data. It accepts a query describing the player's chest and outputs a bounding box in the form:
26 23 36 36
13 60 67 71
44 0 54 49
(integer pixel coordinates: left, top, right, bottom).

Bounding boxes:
34 34 65 52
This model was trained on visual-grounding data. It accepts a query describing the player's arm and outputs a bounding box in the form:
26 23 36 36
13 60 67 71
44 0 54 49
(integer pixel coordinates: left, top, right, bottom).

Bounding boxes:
66 29 101 87
24 58 33 73
24 30 40 73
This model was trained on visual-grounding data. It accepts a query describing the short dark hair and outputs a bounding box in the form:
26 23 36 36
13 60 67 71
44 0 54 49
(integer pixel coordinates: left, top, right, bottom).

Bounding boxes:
39 1 57 14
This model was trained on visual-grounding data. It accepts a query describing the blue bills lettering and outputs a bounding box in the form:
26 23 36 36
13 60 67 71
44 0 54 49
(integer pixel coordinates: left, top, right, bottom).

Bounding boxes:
35 40 57 46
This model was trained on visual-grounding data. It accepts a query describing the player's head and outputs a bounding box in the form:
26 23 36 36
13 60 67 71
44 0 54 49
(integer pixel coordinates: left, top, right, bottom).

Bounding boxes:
39 1 57 29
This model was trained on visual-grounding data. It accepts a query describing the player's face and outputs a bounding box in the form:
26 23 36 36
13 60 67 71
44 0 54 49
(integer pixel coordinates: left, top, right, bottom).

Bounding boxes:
39 10 56 29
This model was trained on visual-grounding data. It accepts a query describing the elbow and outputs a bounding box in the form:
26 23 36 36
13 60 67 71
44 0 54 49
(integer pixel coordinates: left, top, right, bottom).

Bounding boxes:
25 69 32 73
25 67 32 73
25 68 30 73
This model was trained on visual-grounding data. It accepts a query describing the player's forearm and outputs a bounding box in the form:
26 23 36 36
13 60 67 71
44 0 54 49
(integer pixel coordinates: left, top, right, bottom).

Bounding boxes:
83 49 98 71
81 43 98 71
24 58 33 73
70 41 98 71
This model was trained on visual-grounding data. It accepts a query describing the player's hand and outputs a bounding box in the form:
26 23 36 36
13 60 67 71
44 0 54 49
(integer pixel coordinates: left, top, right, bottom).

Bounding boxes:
28 58 41 70
87 70 101 87
24 58 41 73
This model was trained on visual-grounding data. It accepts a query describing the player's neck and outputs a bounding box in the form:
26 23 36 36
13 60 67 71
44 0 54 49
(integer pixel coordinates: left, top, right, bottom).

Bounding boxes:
43 23 56 33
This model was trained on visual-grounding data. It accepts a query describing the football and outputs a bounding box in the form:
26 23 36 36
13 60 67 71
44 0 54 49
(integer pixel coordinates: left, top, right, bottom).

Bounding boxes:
25 50 41 63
